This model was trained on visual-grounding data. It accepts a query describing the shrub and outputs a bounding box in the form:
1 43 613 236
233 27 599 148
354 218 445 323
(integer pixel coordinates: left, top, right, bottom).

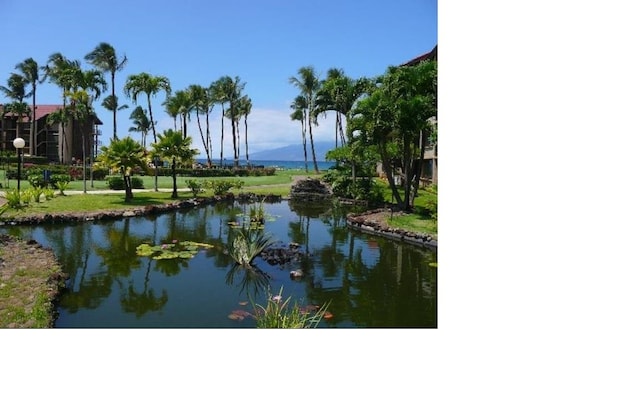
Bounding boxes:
3 189 23 209
207 179 243 195
107 176 144 190
185 179 204 197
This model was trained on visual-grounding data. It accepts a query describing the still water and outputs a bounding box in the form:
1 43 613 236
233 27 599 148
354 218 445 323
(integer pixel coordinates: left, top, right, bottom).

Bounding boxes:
2 200 437 328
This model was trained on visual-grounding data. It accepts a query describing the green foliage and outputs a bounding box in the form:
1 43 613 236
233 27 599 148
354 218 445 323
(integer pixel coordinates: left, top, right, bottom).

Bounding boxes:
424 184 438 221
227 223 274 268
53 179 70 195
43 188 55 200
207 179 244 195
136 240 216 260
4 189 24 209
185 179 204 197
26 186 45 203
252 287 330 329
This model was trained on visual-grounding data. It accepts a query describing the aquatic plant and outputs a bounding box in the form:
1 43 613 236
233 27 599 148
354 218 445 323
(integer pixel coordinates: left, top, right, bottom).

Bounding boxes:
136 240 216 259
251 287 331 328
227 224 274 268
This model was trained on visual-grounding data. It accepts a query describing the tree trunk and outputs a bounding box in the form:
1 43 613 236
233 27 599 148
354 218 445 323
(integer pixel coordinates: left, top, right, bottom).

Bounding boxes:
171 157 178 198
219 104 225 167
244 116 249 166
308 116 319 173
147 94 156 143
111 72 117 140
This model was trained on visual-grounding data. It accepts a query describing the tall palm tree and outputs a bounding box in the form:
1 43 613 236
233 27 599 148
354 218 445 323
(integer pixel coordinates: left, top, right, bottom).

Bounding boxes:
163 89 192 139
289 66 321 173
211 77 229 167
237 95 252 165
15 58 44 156
219 76 245 167
123 72 171 144
85 42 128 140
163 93 180 131
289 95 309 173
128 106 151 147
43 53 81 163
151 129 198 198
97 136 147 201
188 84 213 166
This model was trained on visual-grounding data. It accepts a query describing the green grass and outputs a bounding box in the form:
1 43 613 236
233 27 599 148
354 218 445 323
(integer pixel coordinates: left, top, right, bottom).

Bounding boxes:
1 168 323 192
386 213 437 236
1 191 185 217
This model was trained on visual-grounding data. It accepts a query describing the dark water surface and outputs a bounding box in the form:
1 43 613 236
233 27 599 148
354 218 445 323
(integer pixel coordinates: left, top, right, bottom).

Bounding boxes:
2 200 437 328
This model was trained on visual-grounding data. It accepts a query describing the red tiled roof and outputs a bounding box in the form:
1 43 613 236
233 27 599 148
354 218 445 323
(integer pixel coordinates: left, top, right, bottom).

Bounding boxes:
401 44 438 66
1 104 103 125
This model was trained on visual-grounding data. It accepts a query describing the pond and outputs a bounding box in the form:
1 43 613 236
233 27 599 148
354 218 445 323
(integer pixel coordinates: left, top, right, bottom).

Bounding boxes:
1 200 437 328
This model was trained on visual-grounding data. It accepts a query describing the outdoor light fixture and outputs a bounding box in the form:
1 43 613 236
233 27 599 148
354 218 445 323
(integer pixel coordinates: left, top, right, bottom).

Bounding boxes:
13 137 25 191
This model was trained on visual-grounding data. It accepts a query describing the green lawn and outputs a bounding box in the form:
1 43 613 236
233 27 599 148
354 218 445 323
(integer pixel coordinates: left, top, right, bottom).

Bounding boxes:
1 168 322 192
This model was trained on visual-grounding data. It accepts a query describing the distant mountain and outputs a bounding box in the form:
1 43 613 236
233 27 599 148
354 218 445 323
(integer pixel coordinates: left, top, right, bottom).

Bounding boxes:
250 141 336 161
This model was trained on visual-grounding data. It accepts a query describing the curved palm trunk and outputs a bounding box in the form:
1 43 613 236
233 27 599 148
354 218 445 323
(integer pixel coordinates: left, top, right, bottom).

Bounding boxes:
205 109 212 167
244 116 249 166
300 116 308 173
308 122 319 173
111 72 117 140
197 109 212 166
231 112 238 168
219 104 225 167
147 93 156 143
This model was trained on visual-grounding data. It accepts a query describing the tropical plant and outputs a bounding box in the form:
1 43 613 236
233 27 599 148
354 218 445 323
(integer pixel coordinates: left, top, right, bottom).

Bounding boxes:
218 76 245 167
252 287 330 329
227 223 274 268
151 129 198 198
238 95 252 165
289 98 309 171
128 106 151 147
97 137 147 201
189 84 214 166
123 72 171 144
289 66 321 173
185 179 204 197
289 95 309 173
85 42 128 139
15 58 45 156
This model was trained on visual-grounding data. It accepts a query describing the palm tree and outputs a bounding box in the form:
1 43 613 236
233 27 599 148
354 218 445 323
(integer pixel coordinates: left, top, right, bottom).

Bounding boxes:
289 95 309 173
237 95 252 165
128 106 151 147
97 136 147 201
218 76 245 167
151 129 198 198
289 66 320 173
15 58 44 156
43 53 81 163
0 73 29 103
163 89 192 139
210 77 228 167
123 72 171 144
188 84 213 166
3 101 31 157
85 42 128 140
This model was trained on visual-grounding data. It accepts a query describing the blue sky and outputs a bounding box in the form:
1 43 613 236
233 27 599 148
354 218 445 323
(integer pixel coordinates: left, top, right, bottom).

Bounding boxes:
0 0 437 157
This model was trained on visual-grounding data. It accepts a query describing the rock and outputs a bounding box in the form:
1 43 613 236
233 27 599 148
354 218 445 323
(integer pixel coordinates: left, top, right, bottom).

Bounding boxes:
289 178 332 202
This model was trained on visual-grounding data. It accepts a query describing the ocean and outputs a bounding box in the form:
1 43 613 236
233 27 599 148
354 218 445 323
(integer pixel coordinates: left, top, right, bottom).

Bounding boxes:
195 159 336 171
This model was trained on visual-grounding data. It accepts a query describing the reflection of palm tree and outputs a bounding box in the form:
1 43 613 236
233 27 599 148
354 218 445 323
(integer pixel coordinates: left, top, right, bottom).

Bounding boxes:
94 219 146 277
120 260 168 318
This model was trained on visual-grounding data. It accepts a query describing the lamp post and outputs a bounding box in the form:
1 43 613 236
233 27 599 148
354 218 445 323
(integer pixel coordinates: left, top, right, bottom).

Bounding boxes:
13 137 25 191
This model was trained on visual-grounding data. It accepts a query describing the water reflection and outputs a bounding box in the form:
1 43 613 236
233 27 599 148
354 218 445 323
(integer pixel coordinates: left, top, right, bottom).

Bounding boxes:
1 200 437 328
